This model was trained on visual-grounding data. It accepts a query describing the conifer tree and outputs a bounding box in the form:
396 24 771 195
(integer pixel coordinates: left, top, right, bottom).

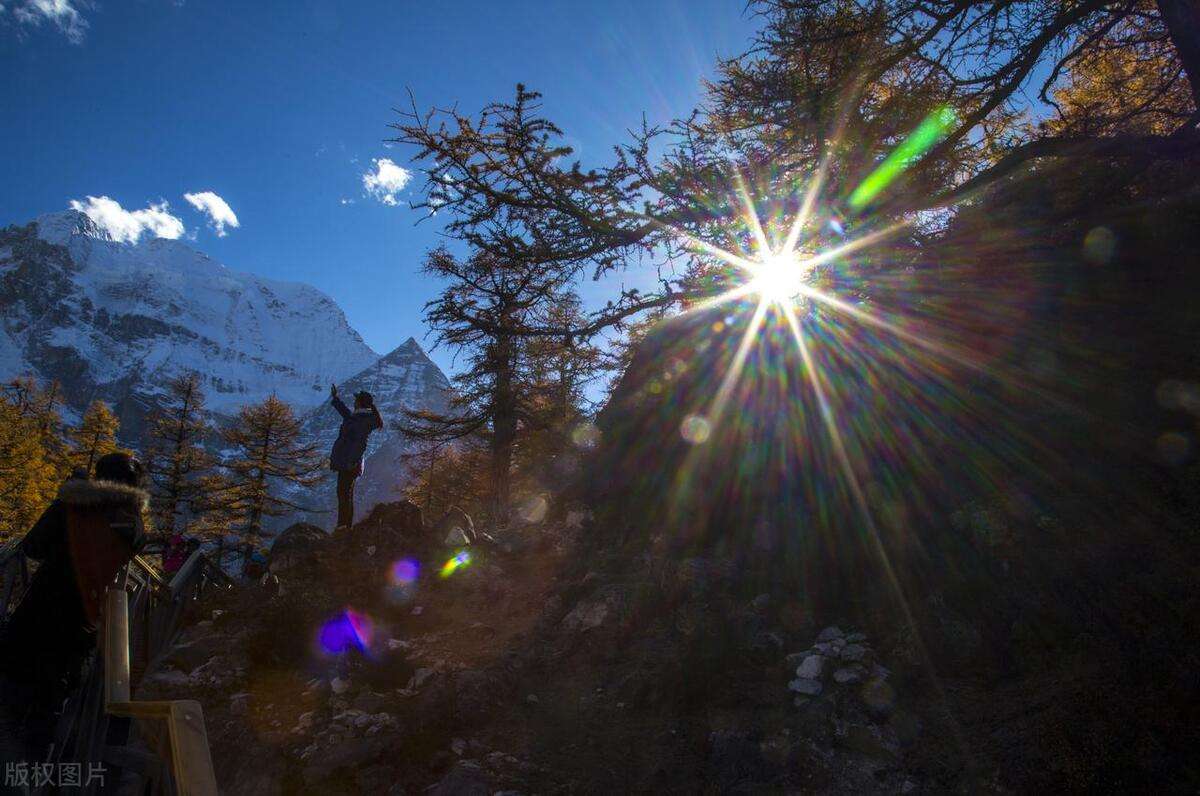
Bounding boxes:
0 379 67 542
144 372 214 535
402 440 489 521
400 247 579 524
221 395 323 567
68 399 123 476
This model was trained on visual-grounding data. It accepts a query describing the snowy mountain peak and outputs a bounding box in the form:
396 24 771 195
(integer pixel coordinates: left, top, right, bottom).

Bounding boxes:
1 212 387 418
34 209 114 245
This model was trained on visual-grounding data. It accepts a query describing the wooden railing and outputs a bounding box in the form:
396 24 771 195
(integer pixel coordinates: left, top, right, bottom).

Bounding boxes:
104 588 219 795
28 549 231 795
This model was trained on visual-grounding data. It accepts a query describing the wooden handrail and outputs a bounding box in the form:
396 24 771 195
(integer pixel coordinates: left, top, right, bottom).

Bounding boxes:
167 550 204 597
105 588 219 796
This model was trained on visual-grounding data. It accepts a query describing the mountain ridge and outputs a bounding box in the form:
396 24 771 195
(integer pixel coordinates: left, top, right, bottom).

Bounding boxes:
0 209 450 529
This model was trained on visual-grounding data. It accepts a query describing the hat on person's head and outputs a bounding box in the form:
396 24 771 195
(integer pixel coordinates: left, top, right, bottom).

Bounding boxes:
95 452 145 487
354 391 375 407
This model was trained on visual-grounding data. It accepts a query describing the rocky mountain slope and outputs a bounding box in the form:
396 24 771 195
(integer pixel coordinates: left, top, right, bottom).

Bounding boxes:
0 210 451 528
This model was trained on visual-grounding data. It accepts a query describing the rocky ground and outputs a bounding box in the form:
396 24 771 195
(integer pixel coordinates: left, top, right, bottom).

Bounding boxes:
136 478 1200 794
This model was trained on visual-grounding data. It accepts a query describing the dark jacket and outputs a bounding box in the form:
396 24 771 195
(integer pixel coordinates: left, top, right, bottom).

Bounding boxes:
329 396 384 474
0 478 147 686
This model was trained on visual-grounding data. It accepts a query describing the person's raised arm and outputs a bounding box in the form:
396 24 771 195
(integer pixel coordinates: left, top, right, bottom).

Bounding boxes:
330 384 351 419
370 403 383 431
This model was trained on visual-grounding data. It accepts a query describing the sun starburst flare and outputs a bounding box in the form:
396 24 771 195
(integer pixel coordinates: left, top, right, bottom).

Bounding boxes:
648 105 978 754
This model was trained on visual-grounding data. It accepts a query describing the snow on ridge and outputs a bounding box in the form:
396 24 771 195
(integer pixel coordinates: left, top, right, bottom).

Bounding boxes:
3 210 392 414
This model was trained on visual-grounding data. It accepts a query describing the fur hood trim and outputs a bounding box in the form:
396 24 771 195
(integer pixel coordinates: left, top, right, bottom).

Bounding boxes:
57 478 149 509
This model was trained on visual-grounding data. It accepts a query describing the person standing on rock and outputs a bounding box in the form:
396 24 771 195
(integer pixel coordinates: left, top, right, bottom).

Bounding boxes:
329 384 383 533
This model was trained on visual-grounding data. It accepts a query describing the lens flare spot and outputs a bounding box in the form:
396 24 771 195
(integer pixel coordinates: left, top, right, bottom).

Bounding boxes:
680 414 712 444
318 608 374 655
848 105 957 210
390 558 420 585
1083 226 1117 264
519 495 549 523
571 422 601 449
440 550 472 578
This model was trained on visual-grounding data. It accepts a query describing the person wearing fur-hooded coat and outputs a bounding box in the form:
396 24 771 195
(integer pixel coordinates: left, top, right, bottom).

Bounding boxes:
0 453 147 759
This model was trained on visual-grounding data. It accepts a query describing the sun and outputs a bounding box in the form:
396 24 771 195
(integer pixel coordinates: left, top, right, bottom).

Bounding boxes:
749 251 810 305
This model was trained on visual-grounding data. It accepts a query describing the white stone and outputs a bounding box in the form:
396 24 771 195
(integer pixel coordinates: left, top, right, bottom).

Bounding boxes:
816 626 844 643
795 654 826 680
788 677 823 696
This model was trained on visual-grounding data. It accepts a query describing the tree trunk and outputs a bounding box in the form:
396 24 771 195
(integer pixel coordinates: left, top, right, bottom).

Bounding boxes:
490 335 517 527
1159 0 1200 109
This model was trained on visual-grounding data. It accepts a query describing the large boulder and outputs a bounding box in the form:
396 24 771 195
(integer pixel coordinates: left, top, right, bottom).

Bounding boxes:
350 499 424 555
434 506 476 546
268 522 328 572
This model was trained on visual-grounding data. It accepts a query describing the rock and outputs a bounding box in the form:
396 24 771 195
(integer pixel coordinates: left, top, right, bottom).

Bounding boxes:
412 606 424 616
435 507 477 546
292 711 316 734
165 635 223 673
353 690 388 714
749 630 784 654
451 738 467 756
561 600 610 632
230 693 251 716
846 632 867 643
833 664 868 685
795 654 826 680
331 677 351 695
408 668 435 690
840 643 868 662
815 626 844 643
751 593 770 611
525 694 539 705
147 668 188 687
444 526 473 546
784 652 809 668
268 522 328 571
431 760 489 796
860 678 896 716
302 736 394 787
788 677 823 696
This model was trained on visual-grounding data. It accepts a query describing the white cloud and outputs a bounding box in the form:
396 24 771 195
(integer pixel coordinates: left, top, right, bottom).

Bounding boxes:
69 195 185 243
183 190 240 237
362 158 411 206
9 0 90 44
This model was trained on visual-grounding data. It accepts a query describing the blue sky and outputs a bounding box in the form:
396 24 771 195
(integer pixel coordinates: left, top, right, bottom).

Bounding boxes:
0 0 758 374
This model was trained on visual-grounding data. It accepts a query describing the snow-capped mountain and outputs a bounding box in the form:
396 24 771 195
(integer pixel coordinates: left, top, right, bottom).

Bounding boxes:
1 210 381 426
0 210 452 528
